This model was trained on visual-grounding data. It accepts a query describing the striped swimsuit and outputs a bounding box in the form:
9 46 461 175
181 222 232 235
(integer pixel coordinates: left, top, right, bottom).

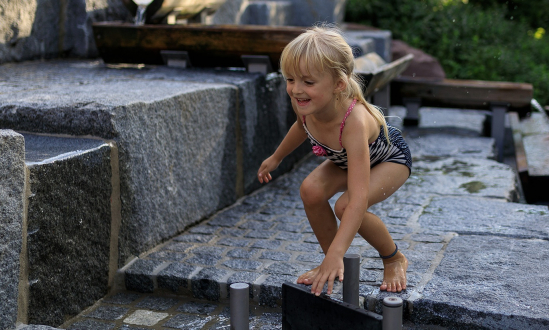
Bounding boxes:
302 99 412 173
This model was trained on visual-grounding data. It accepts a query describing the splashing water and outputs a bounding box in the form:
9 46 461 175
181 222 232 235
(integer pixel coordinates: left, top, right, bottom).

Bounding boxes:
134 0 153 25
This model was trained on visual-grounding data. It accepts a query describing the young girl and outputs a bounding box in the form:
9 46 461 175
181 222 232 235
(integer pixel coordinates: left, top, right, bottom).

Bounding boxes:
257 26 412 294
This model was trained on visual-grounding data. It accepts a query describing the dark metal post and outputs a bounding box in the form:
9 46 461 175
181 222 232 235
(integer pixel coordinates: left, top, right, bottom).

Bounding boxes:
230 283 249 330
343 253 360 306
382 296 403 330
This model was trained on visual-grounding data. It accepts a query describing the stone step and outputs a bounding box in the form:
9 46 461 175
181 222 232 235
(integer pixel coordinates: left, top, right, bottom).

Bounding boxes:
511 112 549 203
1 131 115 328
108 139 549 330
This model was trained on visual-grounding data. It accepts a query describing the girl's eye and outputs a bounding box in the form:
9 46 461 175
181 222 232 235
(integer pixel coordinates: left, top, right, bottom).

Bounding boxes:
305 81 314 85
286 78 294 83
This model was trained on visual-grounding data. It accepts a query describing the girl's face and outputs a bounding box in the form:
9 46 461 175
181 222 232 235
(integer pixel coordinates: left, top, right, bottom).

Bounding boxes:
285 59 341 117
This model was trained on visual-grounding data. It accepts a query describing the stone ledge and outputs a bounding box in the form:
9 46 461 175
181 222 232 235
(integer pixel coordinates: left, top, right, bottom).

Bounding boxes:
0 129 25 330
23 133 113 326
0 60 308 271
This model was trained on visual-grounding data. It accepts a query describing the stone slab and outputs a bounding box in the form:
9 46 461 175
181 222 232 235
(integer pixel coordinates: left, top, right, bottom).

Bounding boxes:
523 134 549 177
0 0 130 64
419 196 549 239
405 157 518 201
418 107 488 135
344 30 392 62
0 129 25 330
406 133 495 160
519 112 549 136
0 60 306 268
24 134 113 326
413 235 549 329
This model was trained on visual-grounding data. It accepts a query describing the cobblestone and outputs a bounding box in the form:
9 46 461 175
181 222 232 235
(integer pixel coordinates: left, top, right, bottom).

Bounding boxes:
60 118 549 329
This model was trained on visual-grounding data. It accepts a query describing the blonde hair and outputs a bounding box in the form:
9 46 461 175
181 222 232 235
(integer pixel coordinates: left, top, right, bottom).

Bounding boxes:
280 25 390 142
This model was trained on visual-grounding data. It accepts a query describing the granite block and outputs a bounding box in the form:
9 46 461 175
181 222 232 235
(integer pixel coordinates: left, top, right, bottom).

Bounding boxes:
177 301 218 315
162 314 212 329
125 259 164 293
222 259 263 271
24 133 113 326
0 61 305 269
135 296 179 311
413 235 549 329
0 130 25 330
191 268 230 301
0 0 129 63
85 306 128 320
156 262 199 293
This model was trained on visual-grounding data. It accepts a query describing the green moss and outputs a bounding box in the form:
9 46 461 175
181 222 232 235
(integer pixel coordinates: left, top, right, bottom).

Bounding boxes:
460 181 486 193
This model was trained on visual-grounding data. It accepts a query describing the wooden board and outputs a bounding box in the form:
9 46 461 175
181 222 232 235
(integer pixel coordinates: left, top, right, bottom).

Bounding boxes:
92 22 304 69
358 54 413 96
392 76 533 110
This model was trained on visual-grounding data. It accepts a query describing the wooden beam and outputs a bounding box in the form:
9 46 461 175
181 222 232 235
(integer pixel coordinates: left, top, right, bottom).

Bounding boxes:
92 22 304 69
392 77 533 110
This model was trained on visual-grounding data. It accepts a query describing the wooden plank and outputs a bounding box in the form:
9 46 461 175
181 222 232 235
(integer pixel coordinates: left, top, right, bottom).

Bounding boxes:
92 22 304 68
392 76 533 110
358 54 413 96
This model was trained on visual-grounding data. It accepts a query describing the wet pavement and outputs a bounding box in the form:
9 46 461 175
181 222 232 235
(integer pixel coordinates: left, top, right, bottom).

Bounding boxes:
56 108 549 330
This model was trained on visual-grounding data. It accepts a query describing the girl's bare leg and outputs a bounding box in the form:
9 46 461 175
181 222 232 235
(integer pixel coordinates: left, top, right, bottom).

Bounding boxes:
296 160 347 285
335 162 410 292
297 161 410 292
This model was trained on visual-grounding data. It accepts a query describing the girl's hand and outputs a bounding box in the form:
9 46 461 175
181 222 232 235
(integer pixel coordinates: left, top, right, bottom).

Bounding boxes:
257 156 280 183
311 253 344 296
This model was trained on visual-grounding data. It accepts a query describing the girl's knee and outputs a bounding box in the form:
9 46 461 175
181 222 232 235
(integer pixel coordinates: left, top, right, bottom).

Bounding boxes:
300 179 327 206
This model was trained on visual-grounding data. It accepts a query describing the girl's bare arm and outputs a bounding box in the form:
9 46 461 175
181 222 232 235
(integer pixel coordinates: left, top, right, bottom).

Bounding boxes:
258 115 307 183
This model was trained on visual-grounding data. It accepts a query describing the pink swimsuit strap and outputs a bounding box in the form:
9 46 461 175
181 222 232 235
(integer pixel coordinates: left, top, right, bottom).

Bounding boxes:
302 98 358 148
339 99 358 147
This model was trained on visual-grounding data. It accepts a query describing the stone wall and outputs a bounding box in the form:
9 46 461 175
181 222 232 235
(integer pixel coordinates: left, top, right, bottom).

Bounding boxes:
0 130 25 330
0 0 130 64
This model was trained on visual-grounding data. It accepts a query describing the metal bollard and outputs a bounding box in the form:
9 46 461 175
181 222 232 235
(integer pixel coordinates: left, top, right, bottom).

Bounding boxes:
382 296 403 330
343 253 360 306
230 283 249 330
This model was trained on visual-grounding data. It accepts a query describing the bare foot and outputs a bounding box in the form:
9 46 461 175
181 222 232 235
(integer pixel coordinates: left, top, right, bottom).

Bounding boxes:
297 266 320 285
379 251 408 292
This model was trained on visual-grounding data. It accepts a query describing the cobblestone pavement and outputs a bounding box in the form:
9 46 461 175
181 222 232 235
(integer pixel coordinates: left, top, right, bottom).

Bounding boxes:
58 108 549 329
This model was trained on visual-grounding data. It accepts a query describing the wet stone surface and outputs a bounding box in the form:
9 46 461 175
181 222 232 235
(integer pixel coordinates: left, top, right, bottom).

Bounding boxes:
57 119 549 329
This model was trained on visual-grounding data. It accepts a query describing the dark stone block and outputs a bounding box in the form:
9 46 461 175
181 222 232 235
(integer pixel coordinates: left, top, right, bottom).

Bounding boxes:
191 246 227 256
67 319 115 330
162 314 212 329
259 275 296 307
102 292 141 305
266 262 308 276
282 282 382 330
260 251 292 262
223 259 263 271
135 296 179 311
413 235 549 329
157 263 198 293
125 259 164 293
144 251 186 262
24 133 113 326
251 240 282 250
226 271 262 299
177 301 218 315
191 268 230 301
217 237 252 247
208 215 242 227
173 234 214 244
85 306 129 320
239 220 275 230
226 248 258 259
275 232 304 242
186 254 223 266
285 243 319 253
245 230 276 239
0 130 25 330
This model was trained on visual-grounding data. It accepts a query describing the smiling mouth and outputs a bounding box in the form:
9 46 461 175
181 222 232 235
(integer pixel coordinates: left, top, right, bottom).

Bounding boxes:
296 98 311 105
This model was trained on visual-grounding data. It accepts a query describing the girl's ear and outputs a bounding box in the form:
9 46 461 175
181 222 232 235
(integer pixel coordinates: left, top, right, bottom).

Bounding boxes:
334 77 346 94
